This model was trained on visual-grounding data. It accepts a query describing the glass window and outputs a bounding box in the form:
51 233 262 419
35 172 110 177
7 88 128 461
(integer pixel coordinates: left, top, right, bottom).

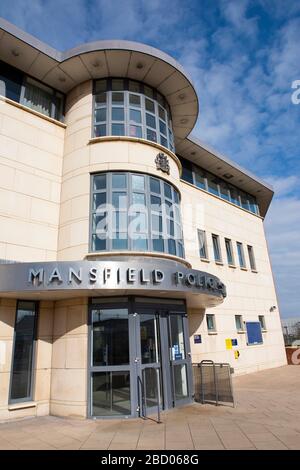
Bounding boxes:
150 177 161 194
111 79 124 91
259 315 266 331
132 174 145 191
0 60 23 102
129 93 141 106
207 174 220 196
10 301 37 402
93 174 106 191
146 113 156 129
212 234 222 262
180 158 194 185
112 92 124 104
22 77 58 119
94 124 106 137
92 308 129 366
198 230 208 259
237 242 246 268
129 109 142 123
112 107 124 121
225 238 234 265
247 245 256 271
91 172 184 257
170 315 186 360
206 314 216 332
235 315 244 332
93 79 173 149
229 185 241 206
195 168 206 190
95 108 106 122
112 173 126 189
219 181 230 201
240 192 250 210
129 125 142 138
112 123 125 135
147 128 157 142
92 371 131 417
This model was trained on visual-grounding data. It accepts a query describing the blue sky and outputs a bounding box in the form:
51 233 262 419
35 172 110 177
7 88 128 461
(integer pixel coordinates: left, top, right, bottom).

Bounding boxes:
1 0 299 318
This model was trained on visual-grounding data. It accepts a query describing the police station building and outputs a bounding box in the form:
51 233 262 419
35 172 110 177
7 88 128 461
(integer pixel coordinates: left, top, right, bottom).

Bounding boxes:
0 18 286 421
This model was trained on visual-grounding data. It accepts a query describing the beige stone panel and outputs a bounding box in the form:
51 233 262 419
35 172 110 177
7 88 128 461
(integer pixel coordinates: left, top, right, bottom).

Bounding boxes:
65 115 91 138
1 100 65 138
60 173 89 202
14 169 52 200
50 181 61 204
8 406 37 420
0 304 16 338
0 372 10 407
128 141 180 180
66 303 88 336
51 337 66 369
0 188 31 220
17 143 63 176
65 102 93 126
0 134 19 160
59 200 73 224
4 243 47 262
35 338 52 370
89 140 130 165
0 163 15 190
50 369 87 402
34 369 51 402
49 400 86 419
63 147 90 175
53 306 67 337
30 198 60 226
57 224 71 251
37 304 54 337
69 219 89 247
2 113 63 156
65 336 87 369
0 339 13 373
57 244 88 261
63 127 91 156
0 408 9 421
71 194 90 221
0 217 57 251
65 81 92 114
0 242 6 259
36 402 50 417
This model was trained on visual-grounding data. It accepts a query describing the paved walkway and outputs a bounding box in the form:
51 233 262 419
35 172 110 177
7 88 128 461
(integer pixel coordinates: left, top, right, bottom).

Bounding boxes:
0 365 300 450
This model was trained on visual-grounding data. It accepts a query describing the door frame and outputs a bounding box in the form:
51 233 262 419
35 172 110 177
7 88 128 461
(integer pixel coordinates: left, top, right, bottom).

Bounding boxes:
87 296 193 419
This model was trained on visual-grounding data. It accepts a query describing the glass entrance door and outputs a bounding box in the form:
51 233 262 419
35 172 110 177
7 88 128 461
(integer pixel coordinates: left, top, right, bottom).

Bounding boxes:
136 311 162 415
89 297 193 418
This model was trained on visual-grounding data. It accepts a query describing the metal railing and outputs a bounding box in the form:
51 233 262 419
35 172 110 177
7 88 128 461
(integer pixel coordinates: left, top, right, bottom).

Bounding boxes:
193 360 235 407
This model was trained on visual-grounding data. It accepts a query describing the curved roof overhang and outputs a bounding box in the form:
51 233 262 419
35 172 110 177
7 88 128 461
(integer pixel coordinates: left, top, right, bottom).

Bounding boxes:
0 17 199 141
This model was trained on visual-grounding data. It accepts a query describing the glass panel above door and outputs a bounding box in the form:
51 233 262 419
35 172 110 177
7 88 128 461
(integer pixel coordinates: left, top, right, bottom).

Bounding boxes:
92 308 129 366
169 314 186 360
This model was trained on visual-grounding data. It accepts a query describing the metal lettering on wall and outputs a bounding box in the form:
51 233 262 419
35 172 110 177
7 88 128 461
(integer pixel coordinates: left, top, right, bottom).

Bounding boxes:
0 259 226 299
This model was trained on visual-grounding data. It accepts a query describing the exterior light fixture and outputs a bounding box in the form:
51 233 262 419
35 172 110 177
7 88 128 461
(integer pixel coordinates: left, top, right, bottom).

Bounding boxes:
11 49 20 57
58 76 66 82
270 306 277 312
180 118 188 124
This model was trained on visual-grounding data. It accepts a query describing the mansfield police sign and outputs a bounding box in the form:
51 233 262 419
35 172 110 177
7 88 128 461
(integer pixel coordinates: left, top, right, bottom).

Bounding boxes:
0 259 226 301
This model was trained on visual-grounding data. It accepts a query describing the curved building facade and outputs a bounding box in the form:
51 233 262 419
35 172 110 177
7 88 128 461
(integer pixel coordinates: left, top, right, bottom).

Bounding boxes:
0 18 286 421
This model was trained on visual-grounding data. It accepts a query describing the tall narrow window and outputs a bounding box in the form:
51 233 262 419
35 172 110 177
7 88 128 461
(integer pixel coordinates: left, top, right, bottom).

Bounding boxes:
236 242 246 268
212 234 222 263
206 314 216 333
258 315 266 331
10 301 38 402
198 229 208 259
235 315 244 332
225 238 234 265
247 245 256 271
